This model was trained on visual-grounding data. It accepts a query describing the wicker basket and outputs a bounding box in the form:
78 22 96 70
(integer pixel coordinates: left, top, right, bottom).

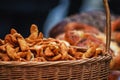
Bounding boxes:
0 55 111 80
0 0 112 80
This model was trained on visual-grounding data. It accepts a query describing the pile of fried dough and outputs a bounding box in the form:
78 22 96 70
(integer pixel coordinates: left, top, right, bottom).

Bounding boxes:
0 24 105 61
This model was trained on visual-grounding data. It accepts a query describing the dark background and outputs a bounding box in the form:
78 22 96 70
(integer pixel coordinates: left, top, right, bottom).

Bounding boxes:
0 0 119 39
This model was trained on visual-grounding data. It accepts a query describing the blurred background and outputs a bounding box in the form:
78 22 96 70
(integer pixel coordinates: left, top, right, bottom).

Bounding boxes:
0 0 119 38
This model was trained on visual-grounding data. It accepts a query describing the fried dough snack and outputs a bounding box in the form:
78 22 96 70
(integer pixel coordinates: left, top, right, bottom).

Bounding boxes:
6 44 20 60
0 24 105 62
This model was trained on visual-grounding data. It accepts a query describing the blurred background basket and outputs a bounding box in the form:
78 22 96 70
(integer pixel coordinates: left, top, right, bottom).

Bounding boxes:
49 11 117 38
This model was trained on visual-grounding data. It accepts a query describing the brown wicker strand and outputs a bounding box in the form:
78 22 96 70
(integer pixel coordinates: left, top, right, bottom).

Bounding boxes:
103 0 111 53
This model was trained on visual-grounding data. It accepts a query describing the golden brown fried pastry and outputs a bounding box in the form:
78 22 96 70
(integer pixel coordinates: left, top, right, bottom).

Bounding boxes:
0 24 105 63
18 36 29 51
44 47 54 57
26 24 39 42
10 28 17 34
0 39 5 45
82 46 96 58
0 52 10 61
6 44 20 60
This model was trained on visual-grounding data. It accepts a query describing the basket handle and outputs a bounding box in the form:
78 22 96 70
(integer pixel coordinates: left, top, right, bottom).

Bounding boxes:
103 0 111 53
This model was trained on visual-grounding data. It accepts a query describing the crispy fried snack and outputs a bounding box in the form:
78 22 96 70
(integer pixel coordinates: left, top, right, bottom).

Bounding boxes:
6 44 20 60
0 44 8 52
10 28 17 34
50 54 62 61
82 46 96 58
0 39 5 45
18 36 29 51
26 24 39 42
0 52 10 61
60 42 69 60
44 47 54 57
0 24 105 62
17 50 33 61
33 57 47 62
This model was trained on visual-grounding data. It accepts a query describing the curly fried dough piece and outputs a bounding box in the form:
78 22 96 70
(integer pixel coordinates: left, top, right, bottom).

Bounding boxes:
74 52 83 59
4 33 20 46
17 35 29 51
4 34 14 45
39 47 45 57
0 39 5 45
6 44 20 60
38 32 44 39
51 54 62 61
82 46 96 58
33 57 47 62
26 24 39 41
17 50 33 61
60 43 69 60
4 28 18 46
67 54 76 60
17 52 27 58
94 48 103 57
44 47 54 57
10 28 17 34
0 44 8 52
0 53 10 61
26 50 33 61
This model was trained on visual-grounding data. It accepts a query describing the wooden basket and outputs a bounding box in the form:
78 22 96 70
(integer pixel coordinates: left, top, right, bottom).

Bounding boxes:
0 0 112 80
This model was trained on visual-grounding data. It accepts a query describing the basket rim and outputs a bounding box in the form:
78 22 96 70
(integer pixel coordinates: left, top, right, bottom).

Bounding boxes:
0 54 112 67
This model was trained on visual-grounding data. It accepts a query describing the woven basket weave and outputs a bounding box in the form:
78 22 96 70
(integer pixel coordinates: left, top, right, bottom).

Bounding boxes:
0 1 112 80
0 55 111 80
